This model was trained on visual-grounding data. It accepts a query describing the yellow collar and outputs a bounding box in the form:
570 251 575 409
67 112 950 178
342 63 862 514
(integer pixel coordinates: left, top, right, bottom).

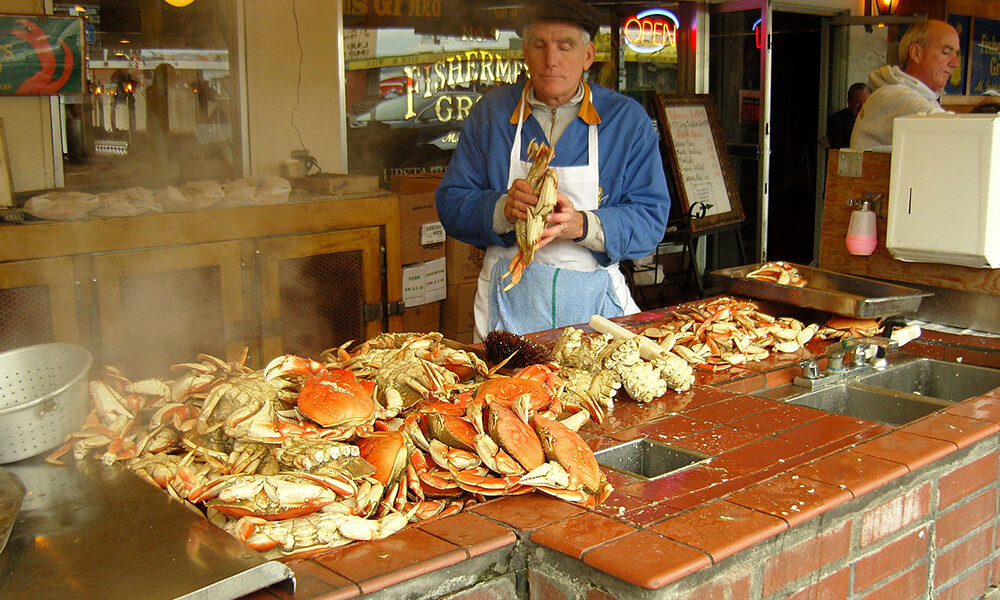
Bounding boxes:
509 80 601 125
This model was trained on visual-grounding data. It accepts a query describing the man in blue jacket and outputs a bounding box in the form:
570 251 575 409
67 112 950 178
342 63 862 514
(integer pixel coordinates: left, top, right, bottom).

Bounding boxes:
435 0 671 340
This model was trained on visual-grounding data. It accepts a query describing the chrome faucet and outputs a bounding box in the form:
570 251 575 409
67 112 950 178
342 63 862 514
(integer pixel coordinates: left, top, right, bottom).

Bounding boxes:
840 336 898 370
795 335 899 387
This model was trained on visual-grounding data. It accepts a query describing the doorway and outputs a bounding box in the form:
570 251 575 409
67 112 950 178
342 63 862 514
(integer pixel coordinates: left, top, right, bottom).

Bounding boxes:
709 6 824 268
767 11 822 264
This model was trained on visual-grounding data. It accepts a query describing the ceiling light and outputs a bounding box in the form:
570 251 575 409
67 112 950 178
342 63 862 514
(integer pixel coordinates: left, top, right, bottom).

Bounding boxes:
873 0 899 16
164 0 196 6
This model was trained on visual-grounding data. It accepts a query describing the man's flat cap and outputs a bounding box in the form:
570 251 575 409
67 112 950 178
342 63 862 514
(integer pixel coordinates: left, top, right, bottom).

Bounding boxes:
516 0 601 40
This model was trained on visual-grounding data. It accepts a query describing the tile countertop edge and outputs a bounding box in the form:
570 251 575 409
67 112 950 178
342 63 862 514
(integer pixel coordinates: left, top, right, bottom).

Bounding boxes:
267 320 1000 598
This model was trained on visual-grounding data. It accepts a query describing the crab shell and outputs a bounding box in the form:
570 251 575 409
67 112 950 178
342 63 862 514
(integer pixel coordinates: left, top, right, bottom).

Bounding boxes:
474 376 555 414
355 431 408 486
194 472 352 521
486 401 545 471
297 369 376 428
532 414 602 494
426 412 478 452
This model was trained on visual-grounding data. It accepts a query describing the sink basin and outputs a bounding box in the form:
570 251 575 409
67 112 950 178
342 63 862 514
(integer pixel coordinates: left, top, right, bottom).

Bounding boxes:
593 438 707 480
754 356 1000 426
855 357 1000 401
780 385 949 426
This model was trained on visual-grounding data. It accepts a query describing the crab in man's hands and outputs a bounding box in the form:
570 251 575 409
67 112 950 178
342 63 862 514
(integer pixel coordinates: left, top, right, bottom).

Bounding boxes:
501 140 559 291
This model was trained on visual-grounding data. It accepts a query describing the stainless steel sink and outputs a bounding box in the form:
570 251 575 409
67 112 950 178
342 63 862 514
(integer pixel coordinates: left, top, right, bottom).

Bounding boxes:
753 356 1000 426
757 383 949 426
855 357 1000 401
594 438 707 480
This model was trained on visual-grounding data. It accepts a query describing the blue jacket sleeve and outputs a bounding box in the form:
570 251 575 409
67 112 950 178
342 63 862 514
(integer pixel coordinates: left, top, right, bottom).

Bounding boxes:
591 97 672 266
435 87 519 250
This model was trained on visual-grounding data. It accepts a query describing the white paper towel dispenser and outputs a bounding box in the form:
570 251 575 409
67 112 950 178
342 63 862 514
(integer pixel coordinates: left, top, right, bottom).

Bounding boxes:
888 114 1000 268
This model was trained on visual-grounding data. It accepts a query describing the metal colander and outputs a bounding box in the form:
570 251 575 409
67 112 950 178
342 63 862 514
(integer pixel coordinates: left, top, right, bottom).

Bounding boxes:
0 343 93 464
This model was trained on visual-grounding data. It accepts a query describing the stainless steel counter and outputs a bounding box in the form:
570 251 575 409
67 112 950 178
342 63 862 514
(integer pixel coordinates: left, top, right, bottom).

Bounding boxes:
0 455 293 600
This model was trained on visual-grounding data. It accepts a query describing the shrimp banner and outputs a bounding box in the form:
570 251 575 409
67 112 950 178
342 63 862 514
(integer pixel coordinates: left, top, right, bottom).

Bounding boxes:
0 15 84 95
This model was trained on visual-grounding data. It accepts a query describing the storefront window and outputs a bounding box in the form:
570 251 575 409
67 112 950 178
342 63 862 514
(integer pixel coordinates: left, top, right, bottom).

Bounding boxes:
53 1 239 189
618 8 680 93
343 9 524 183
344 1 694 187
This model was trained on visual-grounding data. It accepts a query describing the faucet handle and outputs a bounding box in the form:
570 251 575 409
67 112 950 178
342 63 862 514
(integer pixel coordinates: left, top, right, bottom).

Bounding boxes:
799 359 820 379
826 351 846 372
851 346 868 368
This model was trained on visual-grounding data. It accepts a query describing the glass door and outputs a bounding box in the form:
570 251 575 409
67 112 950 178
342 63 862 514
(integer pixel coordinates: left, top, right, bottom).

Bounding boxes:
709 0 769 264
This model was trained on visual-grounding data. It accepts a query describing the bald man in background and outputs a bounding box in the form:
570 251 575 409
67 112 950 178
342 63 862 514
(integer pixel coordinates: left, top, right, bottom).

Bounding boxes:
850 19 960 149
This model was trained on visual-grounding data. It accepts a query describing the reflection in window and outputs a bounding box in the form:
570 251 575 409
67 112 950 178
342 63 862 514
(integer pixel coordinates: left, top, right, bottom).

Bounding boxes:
54 1 238 190
344 24 525 185
342 3 686 186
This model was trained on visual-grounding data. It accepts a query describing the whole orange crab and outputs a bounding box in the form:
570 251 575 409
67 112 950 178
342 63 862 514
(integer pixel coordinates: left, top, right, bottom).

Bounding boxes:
296 369 376 437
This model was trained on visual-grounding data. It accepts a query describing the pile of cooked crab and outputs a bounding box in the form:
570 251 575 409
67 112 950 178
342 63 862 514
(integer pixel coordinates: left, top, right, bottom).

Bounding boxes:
50 297 881 557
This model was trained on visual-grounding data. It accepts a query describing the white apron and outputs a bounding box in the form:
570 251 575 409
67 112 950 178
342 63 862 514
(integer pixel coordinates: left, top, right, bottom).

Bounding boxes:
473 88 638 341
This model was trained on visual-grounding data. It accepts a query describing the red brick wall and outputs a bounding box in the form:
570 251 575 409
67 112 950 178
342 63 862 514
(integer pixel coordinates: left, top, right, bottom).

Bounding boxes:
526 444 1000 600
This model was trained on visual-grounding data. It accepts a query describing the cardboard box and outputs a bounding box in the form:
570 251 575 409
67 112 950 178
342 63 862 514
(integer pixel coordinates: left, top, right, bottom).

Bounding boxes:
391 172 444 195
290 173 380 195
440 282 476 333
401 301 441 333
441 328 474 345
446 237 484 285
402 258 447 308
400 192 445 262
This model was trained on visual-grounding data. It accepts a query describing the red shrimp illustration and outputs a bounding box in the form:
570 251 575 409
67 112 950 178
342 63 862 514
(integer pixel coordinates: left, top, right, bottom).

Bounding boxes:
12 19 75 95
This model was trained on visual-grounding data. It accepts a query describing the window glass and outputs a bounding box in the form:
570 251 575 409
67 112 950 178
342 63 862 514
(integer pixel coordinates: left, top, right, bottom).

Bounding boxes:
343 15 524 184
343 2 689 186
53 1 239 189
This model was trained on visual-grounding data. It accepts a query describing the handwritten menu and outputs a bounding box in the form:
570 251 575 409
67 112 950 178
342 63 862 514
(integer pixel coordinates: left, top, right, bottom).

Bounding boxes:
662 106 731 216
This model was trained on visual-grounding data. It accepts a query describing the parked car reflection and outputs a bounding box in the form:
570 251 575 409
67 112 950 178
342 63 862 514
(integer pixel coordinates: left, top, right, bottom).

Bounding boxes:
347 90 482 172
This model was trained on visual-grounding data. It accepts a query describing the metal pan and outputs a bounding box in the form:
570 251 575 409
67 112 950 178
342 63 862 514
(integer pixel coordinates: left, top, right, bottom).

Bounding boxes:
710 263 932 318
0 467 25 555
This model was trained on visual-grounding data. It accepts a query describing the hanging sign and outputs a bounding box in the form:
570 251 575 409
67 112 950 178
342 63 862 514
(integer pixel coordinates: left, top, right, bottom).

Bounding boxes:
0 14 85 95
622 9 678 54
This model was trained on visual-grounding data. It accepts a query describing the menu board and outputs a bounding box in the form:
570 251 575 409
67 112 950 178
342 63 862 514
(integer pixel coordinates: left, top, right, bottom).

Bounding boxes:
654 94 743 232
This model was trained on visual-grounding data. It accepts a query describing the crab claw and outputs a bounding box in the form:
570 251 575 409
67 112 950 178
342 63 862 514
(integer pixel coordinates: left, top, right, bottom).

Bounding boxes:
264 354 325 380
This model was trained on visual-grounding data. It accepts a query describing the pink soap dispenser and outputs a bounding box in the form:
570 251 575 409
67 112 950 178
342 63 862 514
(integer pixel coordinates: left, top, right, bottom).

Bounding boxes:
845 193 880 256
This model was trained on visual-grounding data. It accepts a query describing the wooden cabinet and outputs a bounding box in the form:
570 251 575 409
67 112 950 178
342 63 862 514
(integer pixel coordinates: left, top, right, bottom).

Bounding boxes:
0 195 402 376
0 257 79 353
255 228 384 360
91 242 248 377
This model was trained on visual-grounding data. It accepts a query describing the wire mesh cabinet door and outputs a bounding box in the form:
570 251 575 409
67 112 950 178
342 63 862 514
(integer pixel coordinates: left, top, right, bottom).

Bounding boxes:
91 241 247 379
0 257 79 353
255 227 384 361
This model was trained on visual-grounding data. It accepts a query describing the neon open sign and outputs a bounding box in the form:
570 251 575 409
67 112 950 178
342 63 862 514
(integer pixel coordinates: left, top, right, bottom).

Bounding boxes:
623 9 679 54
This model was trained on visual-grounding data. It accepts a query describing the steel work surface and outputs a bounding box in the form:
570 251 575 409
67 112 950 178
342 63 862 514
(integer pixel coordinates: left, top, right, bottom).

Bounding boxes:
0 455 293 600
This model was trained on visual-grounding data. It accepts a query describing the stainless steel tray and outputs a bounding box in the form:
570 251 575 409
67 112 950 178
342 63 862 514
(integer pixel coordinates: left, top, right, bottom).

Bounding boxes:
710 263 932 318
0 468 24 555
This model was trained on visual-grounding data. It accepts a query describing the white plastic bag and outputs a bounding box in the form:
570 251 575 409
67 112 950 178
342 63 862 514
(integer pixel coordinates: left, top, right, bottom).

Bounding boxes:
154 186 191 212
179 181 225 210
92 187 160 217
253 176 292 205
23 191 100 220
